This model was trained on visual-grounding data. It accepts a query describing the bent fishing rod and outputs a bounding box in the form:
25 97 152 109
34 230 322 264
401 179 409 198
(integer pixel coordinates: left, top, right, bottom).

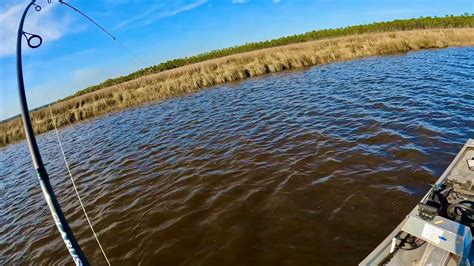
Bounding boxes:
16 0 127 264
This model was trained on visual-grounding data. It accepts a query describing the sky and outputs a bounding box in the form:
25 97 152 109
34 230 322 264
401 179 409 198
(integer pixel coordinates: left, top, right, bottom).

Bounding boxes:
0 0 473 120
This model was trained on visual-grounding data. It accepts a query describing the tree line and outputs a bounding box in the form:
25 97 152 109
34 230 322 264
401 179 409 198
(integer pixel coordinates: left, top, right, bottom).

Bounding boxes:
66 14 474 100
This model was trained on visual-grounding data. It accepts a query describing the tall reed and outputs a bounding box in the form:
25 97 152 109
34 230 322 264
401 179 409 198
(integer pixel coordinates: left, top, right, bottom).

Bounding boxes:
69 15 474 98
1 28 474 147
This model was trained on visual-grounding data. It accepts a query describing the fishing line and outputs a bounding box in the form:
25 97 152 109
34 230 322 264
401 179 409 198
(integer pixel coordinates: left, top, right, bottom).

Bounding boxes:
58 0 146 67
33 2 149 263
36 4 110 264
59 0 115 40
48 105 111 266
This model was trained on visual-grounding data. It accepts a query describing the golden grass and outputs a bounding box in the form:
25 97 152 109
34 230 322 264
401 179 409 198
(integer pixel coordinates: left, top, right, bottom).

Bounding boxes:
1 28 474 147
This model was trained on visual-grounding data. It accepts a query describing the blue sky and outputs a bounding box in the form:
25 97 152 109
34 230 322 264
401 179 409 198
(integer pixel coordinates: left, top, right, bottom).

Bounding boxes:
0 0 473 120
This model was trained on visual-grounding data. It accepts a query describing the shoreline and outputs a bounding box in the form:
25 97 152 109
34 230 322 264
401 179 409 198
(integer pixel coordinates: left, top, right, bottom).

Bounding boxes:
1 28 474 148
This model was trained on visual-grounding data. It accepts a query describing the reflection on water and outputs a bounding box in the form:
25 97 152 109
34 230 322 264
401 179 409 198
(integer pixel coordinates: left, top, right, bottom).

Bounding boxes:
1 47 473 265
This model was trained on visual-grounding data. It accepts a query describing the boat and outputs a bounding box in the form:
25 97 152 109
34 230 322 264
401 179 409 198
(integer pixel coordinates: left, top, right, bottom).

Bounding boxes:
360 139 474 265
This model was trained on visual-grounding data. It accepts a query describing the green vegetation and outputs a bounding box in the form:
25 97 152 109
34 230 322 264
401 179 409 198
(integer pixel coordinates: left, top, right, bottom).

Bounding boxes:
2 14 474 147
67 15 474 99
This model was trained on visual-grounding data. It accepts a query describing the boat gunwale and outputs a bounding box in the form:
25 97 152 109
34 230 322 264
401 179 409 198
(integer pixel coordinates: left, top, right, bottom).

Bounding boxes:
359 139 474 265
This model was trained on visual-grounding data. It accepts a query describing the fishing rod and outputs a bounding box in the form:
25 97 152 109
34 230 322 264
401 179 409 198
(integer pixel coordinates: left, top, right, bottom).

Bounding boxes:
17 1 88 264
16 0 130 264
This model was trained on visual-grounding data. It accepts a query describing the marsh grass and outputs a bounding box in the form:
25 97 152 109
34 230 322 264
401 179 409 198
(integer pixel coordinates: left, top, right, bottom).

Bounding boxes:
1 28 474 147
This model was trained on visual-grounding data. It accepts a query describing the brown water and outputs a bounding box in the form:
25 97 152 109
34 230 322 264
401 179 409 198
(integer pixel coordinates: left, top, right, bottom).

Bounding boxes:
1 47 474 265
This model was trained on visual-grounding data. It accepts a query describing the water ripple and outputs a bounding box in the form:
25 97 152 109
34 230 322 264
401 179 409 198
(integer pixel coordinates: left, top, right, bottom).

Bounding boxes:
1 47 473 265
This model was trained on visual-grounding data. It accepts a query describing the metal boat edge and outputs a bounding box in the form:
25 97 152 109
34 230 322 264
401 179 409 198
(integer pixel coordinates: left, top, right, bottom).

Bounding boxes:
360 139 474 265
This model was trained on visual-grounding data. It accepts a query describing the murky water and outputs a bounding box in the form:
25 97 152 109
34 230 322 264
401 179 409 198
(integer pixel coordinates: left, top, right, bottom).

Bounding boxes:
1 47 473 265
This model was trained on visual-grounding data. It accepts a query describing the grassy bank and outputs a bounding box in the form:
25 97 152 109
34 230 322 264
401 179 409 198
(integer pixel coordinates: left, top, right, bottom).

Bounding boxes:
1 27 474 147
68 15 474 99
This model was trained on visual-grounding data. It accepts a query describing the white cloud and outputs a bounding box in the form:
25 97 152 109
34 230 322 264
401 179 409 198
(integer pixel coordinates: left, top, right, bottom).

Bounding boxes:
232 0 248 4
0 2 72 57
114 0 208 30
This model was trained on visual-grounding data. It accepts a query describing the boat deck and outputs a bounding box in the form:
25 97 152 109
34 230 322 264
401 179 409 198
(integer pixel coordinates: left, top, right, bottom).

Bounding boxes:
361 139 474 265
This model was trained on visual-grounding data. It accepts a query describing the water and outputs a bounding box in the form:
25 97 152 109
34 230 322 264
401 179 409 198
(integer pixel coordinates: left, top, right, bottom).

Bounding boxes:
1 47 473 265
